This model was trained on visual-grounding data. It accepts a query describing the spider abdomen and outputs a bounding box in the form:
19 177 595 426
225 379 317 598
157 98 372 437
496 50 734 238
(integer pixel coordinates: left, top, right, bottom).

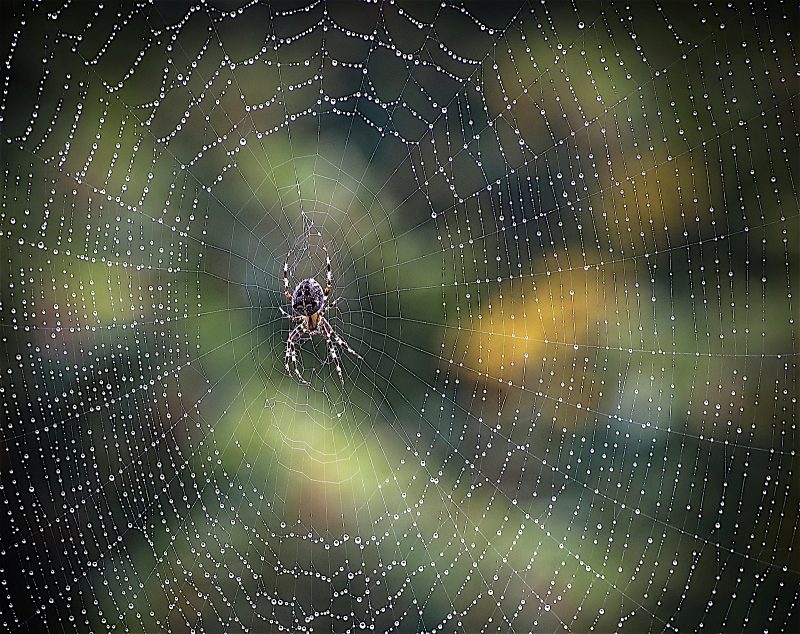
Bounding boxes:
292 278 325 316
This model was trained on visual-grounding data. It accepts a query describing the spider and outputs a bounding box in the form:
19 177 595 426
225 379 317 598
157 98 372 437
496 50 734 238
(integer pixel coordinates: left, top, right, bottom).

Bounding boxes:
281 247 362 385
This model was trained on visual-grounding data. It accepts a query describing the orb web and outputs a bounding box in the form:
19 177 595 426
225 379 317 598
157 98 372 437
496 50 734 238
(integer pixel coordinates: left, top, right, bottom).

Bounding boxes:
1 1 797 632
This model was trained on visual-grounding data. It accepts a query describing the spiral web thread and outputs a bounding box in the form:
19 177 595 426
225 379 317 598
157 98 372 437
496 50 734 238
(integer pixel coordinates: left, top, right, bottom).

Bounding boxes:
0 1 797 632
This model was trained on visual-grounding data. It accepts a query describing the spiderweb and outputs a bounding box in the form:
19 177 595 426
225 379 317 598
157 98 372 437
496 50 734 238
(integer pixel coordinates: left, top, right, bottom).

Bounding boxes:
1 1 798 632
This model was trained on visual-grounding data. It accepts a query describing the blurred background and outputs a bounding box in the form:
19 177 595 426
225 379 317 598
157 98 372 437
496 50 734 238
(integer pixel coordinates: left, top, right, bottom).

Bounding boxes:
1 1 797 632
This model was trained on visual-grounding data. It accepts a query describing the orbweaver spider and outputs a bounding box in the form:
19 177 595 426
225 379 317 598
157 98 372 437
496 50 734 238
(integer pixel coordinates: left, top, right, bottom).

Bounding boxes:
281 247 362 385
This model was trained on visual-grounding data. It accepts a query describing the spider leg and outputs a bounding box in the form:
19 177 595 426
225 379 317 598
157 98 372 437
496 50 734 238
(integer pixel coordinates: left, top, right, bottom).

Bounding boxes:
322 245 332 296
285 325 309 385
321 317 363 360
321 327 345 386
283 251 292 301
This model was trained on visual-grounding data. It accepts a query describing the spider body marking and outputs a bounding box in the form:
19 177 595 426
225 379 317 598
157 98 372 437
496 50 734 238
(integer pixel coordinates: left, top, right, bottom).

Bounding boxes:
282 248 361 385
290 277 325 327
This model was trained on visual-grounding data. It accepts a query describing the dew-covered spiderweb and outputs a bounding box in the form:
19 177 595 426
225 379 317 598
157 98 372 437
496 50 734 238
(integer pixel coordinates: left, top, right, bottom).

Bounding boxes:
1 1 798 632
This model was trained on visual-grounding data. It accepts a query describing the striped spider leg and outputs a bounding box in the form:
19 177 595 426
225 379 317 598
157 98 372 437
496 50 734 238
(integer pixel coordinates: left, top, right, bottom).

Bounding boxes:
284 323 310 385
319 316 363 386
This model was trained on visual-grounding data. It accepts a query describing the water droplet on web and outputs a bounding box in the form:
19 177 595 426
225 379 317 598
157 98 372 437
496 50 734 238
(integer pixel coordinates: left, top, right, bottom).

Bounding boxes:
0 3 794 632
